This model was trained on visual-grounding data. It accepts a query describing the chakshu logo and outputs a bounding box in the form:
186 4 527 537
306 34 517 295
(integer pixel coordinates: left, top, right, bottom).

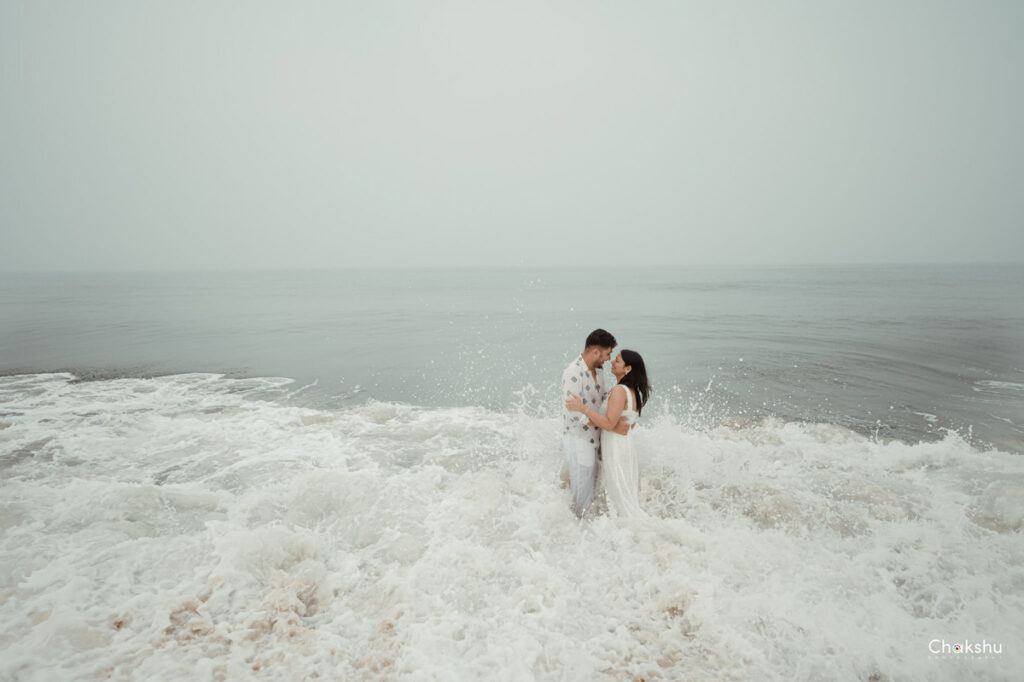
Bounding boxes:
929 638 1003 658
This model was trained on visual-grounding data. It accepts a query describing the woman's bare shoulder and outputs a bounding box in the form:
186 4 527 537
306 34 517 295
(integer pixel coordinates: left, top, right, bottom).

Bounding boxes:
612 383 634 401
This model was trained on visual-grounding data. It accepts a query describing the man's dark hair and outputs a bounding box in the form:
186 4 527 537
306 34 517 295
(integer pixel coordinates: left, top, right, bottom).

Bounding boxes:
584 328 616 349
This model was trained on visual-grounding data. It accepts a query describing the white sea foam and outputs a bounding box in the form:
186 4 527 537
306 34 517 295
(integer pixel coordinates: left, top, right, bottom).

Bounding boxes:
1 373 1022 680
974 381 1024 394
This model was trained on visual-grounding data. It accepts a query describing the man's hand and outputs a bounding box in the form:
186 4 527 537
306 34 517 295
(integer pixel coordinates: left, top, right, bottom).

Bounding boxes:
612 417 630 436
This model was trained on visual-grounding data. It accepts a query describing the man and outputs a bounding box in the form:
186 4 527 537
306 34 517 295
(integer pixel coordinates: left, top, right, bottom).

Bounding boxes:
561 328 628 519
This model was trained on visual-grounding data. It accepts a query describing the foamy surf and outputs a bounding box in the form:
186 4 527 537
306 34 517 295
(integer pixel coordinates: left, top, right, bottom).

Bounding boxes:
1 373 1021 680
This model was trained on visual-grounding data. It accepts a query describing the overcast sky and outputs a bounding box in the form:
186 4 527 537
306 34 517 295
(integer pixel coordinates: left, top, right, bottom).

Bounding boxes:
1 1 1021 271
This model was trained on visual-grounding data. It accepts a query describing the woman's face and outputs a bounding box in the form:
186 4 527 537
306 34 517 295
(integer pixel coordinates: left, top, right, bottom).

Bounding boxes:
611 353 630 380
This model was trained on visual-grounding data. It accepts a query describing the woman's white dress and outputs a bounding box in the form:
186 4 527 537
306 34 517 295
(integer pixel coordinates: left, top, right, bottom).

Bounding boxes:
601 385 643 517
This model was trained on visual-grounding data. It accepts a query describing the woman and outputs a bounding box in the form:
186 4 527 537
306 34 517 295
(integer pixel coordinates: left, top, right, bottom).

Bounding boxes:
566 349 651 517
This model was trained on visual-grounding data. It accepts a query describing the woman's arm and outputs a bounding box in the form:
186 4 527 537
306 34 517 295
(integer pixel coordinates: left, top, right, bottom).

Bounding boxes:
566 385 626 432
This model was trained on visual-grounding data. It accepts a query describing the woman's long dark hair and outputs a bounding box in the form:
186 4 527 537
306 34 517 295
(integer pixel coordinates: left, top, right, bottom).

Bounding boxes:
617 349 651 416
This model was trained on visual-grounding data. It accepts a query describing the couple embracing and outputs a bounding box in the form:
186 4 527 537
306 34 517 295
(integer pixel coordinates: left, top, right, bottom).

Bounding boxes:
561 328 651 519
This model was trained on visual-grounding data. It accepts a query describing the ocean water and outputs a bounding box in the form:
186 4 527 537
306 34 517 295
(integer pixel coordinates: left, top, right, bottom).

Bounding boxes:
1 265 1023 680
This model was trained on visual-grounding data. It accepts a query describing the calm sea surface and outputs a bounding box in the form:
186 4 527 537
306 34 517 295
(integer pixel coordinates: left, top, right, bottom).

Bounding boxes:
2 264 1022 451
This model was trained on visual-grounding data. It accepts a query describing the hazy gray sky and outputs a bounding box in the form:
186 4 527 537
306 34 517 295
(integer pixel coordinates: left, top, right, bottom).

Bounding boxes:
2 1 1021 270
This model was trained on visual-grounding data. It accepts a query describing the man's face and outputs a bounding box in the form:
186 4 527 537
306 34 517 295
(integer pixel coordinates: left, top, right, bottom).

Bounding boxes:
598 347 613 366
